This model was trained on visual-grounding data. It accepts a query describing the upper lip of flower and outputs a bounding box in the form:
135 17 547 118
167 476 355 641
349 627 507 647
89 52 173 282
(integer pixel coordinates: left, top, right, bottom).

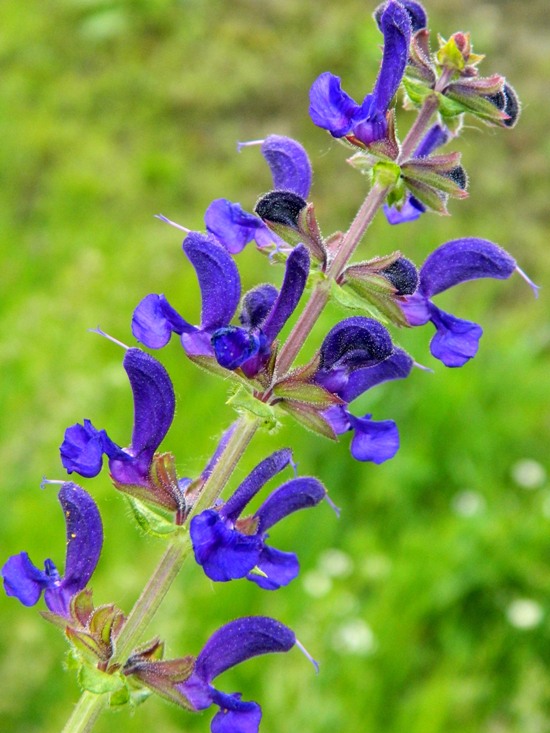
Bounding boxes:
1 483 103 619
308 1 412 145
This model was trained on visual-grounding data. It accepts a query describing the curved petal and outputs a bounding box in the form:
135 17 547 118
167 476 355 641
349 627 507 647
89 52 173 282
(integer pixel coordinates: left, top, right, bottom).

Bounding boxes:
340 347 413 403
249 546 300 590
56 483 103 601
309 72 362 137
255 477 326 532
2 552 54 607
261 244 310 345
205 199 265 255
124 349 175 466
195 616 296 683
239 284 278 329
429 305 483 367
132 294 194 349
211 326 263 371
261 135 312 199
370 1 412 115
223 449 293 522
190 510 262 582
317 316 394 376
348 414 400 463
419 238 516 297
183 232 241 331
414 123 450 158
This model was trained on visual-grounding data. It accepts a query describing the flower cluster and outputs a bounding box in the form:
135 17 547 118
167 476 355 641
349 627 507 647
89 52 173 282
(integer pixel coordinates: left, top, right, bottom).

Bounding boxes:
2 2 536 733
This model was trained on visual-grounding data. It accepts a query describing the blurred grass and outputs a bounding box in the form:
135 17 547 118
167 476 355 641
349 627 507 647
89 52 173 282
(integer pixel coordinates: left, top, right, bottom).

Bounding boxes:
0 0 549 732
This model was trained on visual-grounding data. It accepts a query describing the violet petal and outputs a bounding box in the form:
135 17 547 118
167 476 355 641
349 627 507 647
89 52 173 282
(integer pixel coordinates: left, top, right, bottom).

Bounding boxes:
211 326 263 371
183 232 241 331
368 0 412 118
210 700 262 733
318 316 394 375
250 546 300 590
261 244 310 344
340 347 414 403
419 238 516 298
194 616 296 683
429 304 483 367
223 449 293 522
2 552 54 607
348 414 400 463
124 348 175 468
255 477 326 532
309 72 362 137
261 135 312 199
205 199 265 255
190 510 262 582
239 284 279 329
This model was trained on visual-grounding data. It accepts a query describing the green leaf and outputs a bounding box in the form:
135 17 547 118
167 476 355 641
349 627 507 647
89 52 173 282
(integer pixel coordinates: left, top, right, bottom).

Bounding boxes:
109 684 131 708
330 280 383 320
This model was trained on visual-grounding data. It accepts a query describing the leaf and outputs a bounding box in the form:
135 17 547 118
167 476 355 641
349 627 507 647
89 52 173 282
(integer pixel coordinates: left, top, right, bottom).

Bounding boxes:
273 378 343 408
126 496 180 538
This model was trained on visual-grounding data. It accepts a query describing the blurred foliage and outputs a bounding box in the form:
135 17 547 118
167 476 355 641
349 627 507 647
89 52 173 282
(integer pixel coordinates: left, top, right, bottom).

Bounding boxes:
1 0 549 732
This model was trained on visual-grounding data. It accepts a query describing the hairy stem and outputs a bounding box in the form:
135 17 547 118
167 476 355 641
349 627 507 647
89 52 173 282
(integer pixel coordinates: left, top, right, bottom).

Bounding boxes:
397 94 439 163
62 692 105 733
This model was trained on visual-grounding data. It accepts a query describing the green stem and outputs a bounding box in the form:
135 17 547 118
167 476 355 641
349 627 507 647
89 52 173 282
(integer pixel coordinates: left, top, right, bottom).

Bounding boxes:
62 691 105 733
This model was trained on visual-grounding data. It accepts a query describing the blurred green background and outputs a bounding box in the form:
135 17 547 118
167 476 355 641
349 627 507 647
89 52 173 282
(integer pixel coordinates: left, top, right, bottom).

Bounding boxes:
1 0 549 731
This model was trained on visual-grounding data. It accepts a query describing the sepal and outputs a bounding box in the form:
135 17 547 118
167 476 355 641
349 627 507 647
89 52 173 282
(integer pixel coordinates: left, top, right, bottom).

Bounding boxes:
126 497 183 537
277 401 338 440
227 386 279 431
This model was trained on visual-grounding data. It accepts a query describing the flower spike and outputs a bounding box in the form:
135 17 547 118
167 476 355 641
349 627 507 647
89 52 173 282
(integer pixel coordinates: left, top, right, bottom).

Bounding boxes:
2 483 103 619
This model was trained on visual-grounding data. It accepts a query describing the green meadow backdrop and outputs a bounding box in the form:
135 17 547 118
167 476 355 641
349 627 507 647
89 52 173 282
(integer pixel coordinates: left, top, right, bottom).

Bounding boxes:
1 1 549 731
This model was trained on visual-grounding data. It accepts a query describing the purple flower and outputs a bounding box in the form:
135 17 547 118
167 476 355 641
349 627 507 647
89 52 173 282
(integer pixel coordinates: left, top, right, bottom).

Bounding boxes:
134 236 310 377
309 1 411 146
401 238 539 367
2 483 103 619
322 348 413 464
126 616 298 733
190 449 326 589
203 136 312 255
60 348 182 512
384 124 451 224
179 617 296 733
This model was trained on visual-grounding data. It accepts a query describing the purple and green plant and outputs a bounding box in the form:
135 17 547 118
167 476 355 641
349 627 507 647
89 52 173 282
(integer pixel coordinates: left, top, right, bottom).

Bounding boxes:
2 2 537 733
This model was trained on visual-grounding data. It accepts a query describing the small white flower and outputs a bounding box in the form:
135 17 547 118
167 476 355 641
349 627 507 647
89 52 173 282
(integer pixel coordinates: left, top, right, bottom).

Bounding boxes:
511 459 546 490
506 599 543 629
332 618 377 656
452 490 485 517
